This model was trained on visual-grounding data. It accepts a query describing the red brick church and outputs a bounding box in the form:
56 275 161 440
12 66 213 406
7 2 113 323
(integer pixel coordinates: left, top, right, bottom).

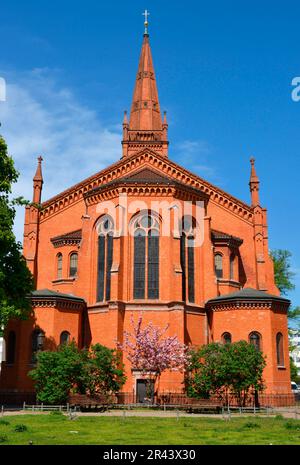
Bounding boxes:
0 20 291 398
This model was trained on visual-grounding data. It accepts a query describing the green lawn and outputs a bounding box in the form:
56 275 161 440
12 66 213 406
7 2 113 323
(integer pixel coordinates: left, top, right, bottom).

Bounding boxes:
0 413 300 445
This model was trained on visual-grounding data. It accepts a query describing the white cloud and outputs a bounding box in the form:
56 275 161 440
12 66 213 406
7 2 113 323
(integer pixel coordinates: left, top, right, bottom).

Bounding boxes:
0 69 122 243
173 139 216 178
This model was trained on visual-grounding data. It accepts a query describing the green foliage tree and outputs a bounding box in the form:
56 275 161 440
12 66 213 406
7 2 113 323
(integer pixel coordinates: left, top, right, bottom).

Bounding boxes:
0 135 33 333
290 356 300 384
29 342 126 404
270 249 300 322
186 341 266 406
270 250 295 295
29 342 86 404
81 343 126 396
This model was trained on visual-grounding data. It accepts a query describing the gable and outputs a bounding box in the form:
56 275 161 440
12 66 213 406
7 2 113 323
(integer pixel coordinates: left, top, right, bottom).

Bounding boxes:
40 148 253 224
122 167 172 183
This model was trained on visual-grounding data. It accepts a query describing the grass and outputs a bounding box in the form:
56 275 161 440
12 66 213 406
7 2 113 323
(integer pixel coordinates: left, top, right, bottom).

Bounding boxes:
0 413 299 445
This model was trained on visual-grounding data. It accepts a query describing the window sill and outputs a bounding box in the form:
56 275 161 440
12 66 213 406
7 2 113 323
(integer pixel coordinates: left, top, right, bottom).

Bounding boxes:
217 279 241 286
52 278 76 284
277 365 286 370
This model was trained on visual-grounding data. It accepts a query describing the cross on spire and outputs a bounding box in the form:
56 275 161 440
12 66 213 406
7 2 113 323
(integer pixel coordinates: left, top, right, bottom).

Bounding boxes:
142 9 150 35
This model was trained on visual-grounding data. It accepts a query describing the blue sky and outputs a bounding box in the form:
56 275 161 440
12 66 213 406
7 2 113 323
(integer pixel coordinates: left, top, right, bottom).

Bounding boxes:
0 0 299 308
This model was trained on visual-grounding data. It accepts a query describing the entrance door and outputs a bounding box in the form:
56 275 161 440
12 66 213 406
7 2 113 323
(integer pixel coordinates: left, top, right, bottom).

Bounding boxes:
136 379 154 403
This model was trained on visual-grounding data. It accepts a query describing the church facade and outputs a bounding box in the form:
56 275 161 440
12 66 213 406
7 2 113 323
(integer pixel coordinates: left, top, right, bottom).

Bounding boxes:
0 26 291 397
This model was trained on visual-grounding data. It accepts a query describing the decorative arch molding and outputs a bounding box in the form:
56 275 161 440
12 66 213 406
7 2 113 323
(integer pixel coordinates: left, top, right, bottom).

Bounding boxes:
39 150 253 223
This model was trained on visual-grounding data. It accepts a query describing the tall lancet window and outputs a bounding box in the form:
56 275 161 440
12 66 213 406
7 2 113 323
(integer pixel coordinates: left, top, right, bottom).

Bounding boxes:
133 213 159 300
180 216 195 303
57 253 63 279
276 332 284 367
96 216 114 302
214 253 223 279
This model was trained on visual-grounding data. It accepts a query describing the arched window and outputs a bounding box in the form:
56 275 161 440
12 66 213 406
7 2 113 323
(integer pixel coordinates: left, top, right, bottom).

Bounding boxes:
60 331 70 345
249 331 261 351
276 332 284 366
215 253 223 279
57 253 63 279
230 253 235 280
69 252 78 277
96 216 114 302
222 332 232 344
31 329 45 364
180 216 195 303
133 213 159 299
6 331 16 364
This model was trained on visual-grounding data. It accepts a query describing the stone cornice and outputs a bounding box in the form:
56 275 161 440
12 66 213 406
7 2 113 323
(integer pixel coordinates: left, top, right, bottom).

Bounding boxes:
30 290 86 311
39 149 253 224
206 299 289 312
87 300 205 314
31 297 85 311
84 182 208 206
50 238 81 248
211 230 243 248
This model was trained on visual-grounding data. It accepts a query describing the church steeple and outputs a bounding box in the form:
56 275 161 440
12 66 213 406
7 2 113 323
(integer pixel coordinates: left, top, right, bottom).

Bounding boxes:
122 12 168 158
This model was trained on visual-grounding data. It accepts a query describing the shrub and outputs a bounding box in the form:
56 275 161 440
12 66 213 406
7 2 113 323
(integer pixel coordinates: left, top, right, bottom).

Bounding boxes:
285 420 300 430
0 419 9 426
29 342 126 404
50 410 64 416
0 434 8 442
13 424 28 432
243 422 261 429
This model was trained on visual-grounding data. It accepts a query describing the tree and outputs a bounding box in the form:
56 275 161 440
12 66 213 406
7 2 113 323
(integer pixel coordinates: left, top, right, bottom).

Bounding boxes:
270 250 295 295
185 341 266 406
120 314 188 398
29 342 86 404
0 135 33 334
270 249 300 322
29 342 126 404
290 356 300 384
81 344 126 397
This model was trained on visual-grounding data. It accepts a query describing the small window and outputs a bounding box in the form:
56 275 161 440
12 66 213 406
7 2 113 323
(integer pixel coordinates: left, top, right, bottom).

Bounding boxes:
222 332 232 344
57 253 63 279
60 331 70 345
230 253 235 280
249 331 261 351
69 252 78 277
6 331 16 364
215 254 223 279
31 329 45 364
276 332 284 366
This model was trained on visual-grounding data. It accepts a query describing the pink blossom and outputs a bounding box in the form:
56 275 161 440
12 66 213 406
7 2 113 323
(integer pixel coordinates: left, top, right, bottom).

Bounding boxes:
119 314 189 379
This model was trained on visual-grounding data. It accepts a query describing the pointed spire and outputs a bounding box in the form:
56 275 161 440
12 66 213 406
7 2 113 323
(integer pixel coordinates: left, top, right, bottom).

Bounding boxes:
129 34 162 131
122 19 169 158
33 156 43 182
249 157 260 206
123 110 128 125
33 156 43 203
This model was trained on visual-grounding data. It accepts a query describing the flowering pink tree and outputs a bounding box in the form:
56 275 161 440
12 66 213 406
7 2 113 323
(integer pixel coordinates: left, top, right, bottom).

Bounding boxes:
119 314 188 398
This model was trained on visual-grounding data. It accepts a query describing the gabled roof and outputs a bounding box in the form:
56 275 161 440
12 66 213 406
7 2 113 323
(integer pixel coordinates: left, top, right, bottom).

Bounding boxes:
40 149 253 225
83 165 209 202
